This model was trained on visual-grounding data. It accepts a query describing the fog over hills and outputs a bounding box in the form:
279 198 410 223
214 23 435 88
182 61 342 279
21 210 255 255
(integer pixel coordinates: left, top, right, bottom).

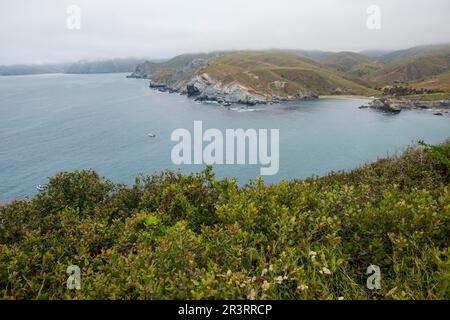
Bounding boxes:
0 59 145 76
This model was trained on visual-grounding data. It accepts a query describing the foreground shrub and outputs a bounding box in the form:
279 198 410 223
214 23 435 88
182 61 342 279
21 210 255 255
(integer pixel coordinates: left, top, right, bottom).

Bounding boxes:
0 142 449 299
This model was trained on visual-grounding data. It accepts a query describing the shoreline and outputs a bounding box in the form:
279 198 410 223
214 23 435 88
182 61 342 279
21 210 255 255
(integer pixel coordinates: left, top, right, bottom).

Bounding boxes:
132 75 450 111
319 95 372 100
144 79 371 106
359 97 450 113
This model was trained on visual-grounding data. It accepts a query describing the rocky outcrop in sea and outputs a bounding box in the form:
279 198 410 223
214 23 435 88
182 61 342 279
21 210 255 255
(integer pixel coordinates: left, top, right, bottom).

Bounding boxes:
360 98 450 114
359 98 401 113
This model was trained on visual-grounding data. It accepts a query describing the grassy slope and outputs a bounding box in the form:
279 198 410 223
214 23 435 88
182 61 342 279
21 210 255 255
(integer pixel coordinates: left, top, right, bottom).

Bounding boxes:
321 52 378 72
378 44 450 64
273 46 450 91
147 54 204 83
411 70 450 92
201 51 378 96
135 53 218 82
366 54 450 84
358 45 450 85
1 143 449 299
132 45 450 98
318 52 384 87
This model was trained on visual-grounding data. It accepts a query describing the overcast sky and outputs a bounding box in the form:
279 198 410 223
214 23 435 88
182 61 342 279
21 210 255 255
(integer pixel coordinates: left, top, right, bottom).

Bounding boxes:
1 0 449 65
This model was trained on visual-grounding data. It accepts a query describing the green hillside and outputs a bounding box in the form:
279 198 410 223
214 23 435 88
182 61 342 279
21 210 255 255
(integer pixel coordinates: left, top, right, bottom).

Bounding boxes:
377 44 450 64
357 45 450 85
201 51 378 96
321 52 378 72
130 45 450 99
315 46 450 91
365 54 450 84
1 141 449 299
411 69 450 91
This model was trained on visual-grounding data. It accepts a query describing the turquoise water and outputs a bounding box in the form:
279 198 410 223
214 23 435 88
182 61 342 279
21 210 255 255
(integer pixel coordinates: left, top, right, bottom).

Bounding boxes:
1 73 449 202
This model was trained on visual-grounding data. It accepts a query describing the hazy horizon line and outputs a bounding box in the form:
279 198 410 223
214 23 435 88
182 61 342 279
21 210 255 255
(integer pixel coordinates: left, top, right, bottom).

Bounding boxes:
2 41 450 67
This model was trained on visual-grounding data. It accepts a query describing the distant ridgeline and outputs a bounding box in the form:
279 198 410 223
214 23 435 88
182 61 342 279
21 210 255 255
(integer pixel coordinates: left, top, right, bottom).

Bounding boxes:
0 58 146 76
4 43 450 102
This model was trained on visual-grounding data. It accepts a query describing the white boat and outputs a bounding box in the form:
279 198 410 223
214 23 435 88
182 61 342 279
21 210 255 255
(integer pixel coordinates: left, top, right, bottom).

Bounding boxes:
36 184 48 192
147 133 156 138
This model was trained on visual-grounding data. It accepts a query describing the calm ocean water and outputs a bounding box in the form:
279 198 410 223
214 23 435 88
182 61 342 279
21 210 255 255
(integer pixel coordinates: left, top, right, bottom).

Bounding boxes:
0 73 449 202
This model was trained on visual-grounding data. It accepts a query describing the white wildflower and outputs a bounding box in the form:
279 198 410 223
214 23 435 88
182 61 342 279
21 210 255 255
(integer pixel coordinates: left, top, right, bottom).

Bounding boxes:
298 284 309 291
247 289 256 300
275 276 284 284
319 267 331 275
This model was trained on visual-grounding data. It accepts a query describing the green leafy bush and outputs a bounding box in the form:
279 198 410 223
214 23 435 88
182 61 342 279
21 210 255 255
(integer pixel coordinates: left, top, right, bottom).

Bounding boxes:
419 140 450 178
1 142 449 300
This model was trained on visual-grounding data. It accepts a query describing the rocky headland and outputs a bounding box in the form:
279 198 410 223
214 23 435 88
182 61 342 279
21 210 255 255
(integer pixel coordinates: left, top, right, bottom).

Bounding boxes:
129 48 450 111
129 51 376 106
